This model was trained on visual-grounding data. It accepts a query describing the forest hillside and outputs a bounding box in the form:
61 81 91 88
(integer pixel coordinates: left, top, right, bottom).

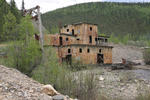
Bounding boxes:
42 2 150 42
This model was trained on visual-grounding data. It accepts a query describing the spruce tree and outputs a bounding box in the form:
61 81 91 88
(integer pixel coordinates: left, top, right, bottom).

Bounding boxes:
2 11 17 41
10 0 21 23
0 0 10 41
21 0 25 16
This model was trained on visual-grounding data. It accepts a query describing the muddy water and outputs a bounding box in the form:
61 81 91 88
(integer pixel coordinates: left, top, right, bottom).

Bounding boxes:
133 69 150 81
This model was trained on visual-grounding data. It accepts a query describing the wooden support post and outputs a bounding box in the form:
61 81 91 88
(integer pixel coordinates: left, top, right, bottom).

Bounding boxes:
37 6 44 53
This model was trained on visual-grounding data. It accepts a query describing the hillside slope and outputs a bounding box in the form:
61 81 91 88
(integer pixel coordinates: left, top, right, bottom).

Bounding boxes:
0 65 73 100
42 2 150 40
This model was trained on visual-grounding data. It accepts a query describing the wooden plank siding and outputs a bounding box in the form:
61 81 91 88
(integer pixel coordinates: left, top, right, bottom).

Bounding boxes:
44 22 113 64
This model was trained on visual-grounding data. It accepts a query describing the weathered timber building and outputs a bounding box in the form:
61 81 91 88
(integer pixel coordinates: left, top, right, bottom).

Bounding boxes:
44 22 113 64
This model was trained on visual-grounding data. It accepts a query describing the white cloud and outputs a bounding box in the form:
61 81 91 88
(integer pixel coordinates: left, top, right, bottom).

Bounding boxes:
6 0 150 13
6 0 102 13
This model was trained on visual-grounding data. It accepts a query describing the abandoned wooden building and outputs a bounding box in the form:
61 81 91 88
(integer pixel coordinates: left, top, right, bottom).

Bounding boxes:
44 22 113 64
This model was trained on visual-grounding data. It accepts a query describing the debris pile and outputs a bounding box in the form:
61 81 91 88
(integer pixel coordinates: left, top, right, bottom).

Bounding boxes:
111 58 141 70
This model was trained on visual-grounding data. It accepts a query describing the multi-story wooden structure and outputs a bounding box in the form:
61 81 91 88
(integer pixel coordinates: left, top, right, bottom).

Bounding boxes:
44 22 113 64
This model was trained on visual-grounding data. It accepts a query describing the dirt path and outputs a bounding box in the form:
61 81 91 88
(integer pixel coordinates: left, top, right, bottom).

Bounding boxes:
0 44 7 47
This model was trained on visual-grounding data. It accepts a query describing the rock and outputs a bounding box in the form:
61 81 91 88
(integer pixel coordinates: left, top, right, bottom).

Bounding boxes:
0 95 4 100
41 84 59 96
100 85 105 88
39 94 52 100
99 76 104 81
52 94 64 100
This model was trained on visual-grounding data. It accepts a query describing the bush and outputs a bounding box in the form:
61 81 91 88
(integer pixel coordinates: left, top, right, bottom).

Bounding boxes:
2 40 41 76
143 48 150 65
136 93 150 100
32 47 100 100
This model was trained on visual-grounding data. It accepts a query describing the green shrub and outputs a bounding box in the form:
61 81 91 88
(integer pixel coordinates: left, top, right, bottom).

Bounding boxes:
136 93 150 100
143 48 150 65
3 40 41 76
32 47 100 100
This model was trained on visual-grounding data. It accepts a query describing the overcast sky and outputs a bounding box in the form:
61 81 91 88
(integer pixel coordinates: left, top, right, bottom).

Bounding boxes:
6 0 150 13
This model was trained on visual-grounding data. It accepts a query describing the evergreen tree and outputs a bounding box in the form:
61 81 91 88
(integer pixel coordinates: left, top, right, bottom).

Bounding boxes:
2 11 17 41
0 0 11 41
41 2 150 42
21 0 25 16
10 0 21 23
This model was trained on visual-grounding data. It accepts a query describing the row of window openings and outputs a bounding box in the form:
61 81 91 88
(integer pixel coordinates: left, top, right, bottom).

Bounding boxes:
66 27 93 33
61 37 79 42
64 36 107 43
68 48 102 53
67 29 74 35
89 36 108 43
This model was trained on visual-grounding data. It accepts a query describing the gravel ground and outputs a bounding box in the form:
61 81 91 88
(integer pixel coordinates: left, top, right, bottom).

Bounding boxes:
79 67 150 100
77 44 150 100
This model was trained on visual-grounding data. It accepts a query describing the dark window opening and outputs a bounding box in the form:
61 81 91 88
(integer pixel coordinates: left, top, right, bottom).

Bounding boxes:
95 38 97 42
87 48 90 53
59 37 63 45
77 38 80 40
67 29 69 32
79 48 82 53
89 36 92 43
105 39 108 42
62 55 72 65
97 54 104 64
66 38 69 41
68 49 71 53
90 27 92 31
99 49 101 53
72 29 74 35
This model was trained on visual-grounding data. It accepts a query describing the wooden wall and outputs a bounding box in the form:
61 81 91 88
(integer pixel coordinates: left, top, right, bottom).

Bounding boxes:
56 45 112 64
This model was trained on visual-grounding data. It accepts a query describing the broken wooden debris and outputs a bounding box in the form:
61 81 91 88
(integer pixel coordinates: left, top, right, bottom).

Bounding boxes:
111 58 141 70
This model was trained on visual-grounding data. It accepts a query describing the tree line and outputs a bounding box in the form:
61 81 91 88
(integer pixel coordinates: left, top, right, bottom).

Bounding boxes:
41 2 150 41
0 0 22 42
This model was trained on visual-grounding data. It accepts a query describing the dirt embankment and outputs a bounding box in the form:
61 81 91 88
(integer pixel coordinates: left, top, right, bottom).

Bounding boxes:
0 65 73 100
0 65 50 100
112 44 143 63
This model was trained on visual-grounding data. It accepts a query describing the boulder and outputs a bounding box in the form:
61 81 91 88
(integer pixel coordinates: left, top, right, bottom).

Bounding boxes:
99 76 104 81
41 84 59 96
52 94 76 100
52 94 64 100
0 95 4 100
39 94 53 100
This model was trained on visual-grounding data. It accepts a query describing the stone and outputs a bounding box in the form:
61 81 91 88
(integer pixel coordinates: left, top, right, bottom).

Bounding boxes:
0 88 2 92
52 94 64 100
41 84 59 96
99 76 104 81
39 94 53 100
0 96 4 100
